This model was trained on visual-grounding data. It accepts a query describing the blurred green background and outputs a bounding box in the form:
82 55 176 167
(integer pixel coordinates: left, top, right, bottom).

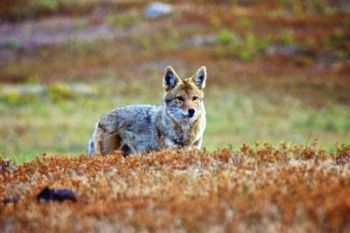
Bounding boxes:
0 0 349 162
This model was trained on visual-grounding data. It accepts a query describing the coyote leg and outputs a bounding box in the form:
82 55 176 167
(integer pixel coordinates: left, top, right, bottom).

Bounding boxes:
94 123 121 156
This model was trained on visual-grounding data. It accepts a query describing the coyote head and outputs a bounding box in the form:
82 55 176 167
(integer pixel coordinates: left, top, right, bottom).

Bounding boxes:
163 66 207 123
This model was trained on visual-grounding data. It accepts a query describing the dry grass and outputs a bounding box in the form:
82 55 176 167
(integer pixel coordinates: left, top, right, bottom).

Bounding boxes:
1 144 350 232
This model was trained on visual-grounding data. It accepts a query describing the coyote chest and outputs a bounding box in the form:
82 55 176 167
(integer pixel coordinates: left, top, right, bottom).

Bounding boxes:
88 66 207 156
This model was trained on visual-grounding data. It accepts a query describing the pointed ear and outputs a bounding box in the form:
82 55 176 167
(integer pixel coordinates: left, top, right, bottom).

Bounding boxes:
192 66 207 89
163 66 181 91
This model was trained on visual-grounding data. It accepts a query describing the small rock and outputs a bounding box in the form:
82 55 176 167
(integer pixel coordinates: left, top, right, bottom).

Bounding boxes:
182 35 218 47
265 45 301 56
37 187 77 202
144 2 173 18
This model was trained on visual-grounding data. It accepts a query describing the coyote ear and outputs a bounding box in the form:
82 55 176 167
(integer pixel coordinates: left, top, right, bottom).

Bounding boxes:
163 66 180 91
192 66 207 89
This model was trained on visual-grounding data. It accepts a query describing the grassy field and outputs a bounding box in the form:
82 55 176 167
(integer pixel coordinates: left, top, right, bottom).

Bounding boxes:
0 0 349 162
1 79 349 163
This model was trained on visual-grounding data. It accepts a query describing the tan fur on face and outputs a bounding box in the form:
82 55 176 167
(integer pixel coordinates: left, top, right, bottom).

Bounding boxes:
165 79 204 111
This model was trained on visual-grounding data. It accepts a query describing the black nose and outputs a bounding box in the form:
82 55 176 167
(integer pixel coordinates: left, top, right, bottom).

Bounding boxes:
188 109 195 117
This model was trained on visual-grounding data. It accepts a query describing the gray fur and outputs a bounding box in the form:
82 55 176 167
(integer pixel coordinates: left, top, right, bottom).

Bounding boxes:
88 66 207 156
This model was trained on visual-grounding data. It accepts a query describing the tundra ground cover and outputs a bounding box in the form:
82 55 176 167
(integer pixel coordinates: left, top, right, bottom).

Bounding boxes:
1 145 350 232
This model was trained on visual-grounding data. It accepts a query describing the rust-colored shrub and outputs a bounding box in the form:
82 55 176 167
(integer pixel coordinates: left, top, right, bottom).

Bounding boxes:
1 145 349 233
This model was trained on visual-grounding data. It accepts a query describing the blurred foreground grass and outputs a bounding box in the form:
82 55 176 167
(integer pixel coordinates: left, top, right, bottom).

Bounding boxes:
1 78 349 163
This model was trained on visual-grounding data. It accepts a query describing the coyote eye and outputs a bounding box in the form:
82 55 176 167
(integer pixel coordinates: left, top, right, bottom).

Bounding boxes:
176 96 184 102
192 96 199 101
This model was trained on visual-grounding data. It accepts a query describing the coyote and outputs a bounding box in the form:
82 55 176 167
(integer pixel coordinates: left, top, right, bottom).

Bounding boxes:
87 66 207 156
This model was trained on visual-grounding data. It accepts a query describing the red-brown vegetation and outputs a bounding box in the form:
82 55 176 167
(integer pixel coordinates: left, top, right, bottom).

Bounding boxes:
1 145 349 232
